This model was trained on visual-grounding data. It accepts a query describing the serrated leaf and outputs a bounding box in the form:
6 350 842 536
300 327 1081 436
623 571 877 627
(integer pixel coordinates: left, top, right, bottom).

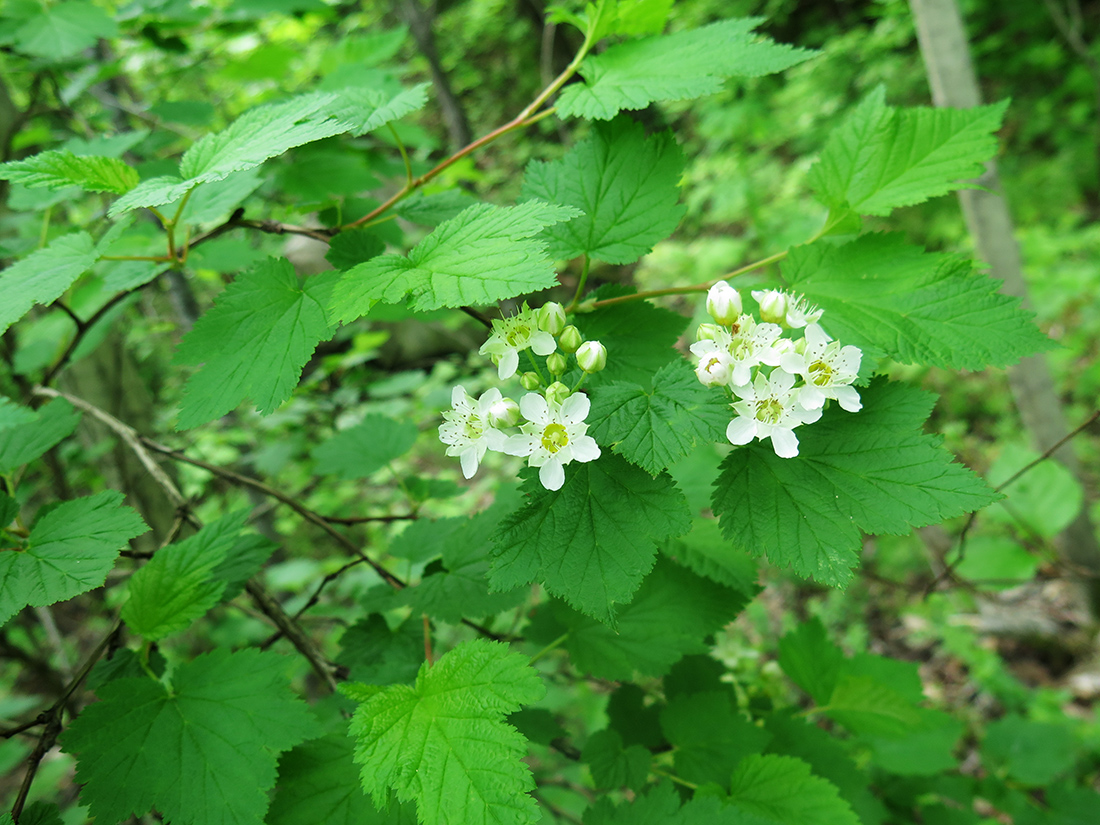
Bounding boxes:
329 83 430 135
784 234 1052 370
0 399 80 473
311 413 419 479
712 380 999 586
730 755 859 825
584 782 740 825
173 258 339 429
0 151 139 194
490 455 690 624
337 615 424 685
520 116 685 263
269 733 418 825
588 359 729 474
982 714 1077 786
210 533 277 600
777 619 844 705
557 19 816 120
661 518 760 596
122 511 250 640
326 229 385 270
332 201 579 321
549 556 748 676
660 691 771 788
344 639 545 825
62 648 315 825
395 189 479 227
108 175 195 217
0 491 147 626
866 708 963 776
0 231 97 335
581 729 651 791
13 1 117 61
613 0 673 36
807 87 1009 216
573 285 689 386
0 397 38 431
826 674 923 738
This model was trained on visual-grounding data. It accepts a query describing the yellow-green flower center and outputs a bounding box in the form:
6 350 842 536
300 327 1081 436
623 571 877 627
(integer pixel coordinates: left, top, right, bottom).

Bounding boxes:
463 417 484 439
541 422 569 453
505 323 531 347
755 398 783 424
809 360 833 386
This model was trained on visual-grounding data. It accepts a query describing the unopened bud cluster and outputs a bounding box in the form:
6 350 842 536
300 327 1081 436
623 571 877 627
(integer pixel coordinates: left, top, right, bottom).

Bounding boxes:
691 282 863 458
439 303 604 491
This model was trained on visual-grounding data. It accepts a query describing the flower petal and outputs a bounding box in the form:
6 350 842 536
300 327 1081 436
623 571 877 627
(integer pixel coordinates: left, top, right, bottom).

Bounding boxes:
498 349 519 380
459 447 481 478
726 416 756 445
531 331 557 356
519 392 549 424
770 427 800 458
835 384 862 412
571 435 601 463
539 459 565 491
503 434 538 456
559 391 590 424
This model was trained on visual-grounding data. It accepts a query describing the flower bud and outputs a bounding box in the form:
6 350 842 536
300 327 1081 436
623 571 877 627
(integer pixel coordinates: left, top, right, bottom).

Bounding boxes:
546 352 568 375
753 290 788 325
696 322 722 342
487 396 520 428
537 302 567 336
545 381 571 406
576 340 607 373
695 353 732 387
706 281 742 325
558 325 583 354
520 371 541 391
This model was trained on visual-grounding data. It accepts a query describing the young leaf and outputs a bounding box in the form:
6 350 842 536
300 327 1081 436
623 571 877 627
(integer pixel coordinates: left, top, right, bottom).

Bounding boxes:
729 754 859 825
173 258 339 429
0 398 81 472
122 511 251 640
0 491 147 626
0 231 98 335
490 455 691 624
311 413 419 479
588 359 730 475
0 150 139 194
545 557 748 677
784 234 1052 370
982 714 1077 786
520 116 686 264
660 691 772 788
807 87 1009 216
328 83 430 135
343 639 545 825
332 201 579 322
557 19 816 120
62 648 316 825
712 380 999 586
777 619 844 705
573 286 689 387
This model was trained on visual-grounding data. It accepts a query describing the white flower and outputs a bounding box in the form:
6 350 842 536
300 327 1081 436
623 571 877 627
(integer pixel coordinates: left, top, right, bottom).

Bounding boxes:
726 369 822 458
438 386 509 478
479 309 557 379
706 281 742 325
780 324 862 412
689 314 783 388
576 340 607 373
503 392 601 491
751 289 823 328
694 349 733 387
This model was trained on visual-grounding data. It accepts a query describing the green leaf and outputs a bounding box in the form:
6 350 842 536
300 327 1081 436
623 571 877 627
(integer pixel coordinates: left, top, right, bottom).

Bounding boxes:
729 754 859 825
210 533 277 600
0 397 35 431
661 518 760 597
108 93 351 217
573 286 689 386
311 413 419 479
660 691 771 787
588 359 730 475
520 117 685 264
396 507 526 623
490 455 691 624
337 615 424 685
15 802 62 825
62 648 316 825
0 491 147 626
808 88 1008 216
0 151 139 194
557 19 816 120
866 709 963 776
581 728 651 791
613 0 673 36
13 1 117 61
982 715 1077 786
173 258 339 429
332 201 580 321
549 557 748 676
777 619 844 705
326 229 386 270
0 231 97 335
712 380 999 586
344 638 545 825
784 234 1052 370
329 84 430 135
986 443 1083 538
826 674 923 737
0 398 80 473
122 511 250 640
269 733 418 825
584 782 741 825
395 189 479 227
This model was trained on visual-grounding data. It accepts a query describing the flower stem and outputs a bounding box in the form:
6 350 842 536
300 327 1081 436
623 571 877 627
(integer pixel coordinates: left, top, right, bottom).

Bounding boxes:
529 632 569 665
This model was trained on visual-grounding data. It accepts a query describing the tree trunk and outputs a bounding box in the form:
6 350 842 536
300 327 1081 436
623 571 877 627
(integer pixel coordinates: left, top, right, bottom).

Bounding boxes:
910 0 1100 615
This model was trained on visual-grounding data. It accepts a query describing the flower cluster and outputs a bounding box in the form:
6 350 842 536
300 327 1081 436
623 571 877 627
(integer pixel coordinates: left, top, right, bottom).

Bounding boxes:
691 282 863 458
439 303 604 490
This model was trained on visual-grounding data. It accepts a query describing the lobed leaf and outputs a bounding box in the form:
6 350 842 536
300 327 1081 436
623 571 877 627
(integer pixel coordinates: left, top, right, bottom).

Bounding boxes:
0 232 98 335
729 754 859 825
0 398 81 472
311 413 419 479
0 150 139 194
